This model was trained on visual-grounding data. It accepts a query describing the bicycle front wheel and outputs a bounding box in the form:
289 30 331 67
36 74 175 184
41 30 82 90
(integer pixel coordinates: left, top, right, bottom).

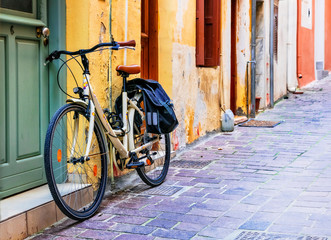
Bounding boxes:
44 104 107 220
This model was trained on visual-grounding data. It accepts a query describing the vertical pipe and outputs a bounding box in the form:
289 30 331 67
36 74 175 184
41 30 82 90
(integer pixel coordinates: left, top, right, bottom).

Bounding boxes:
250 0 257 118
270 0 274 107
124 0 128 65
109 0 113 110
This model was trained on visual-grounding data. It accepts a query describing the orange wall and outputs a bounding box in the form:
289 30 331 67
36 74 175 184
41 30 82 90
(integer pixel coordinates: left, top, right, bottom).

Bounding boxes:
297 0 315 87
325 1 331 70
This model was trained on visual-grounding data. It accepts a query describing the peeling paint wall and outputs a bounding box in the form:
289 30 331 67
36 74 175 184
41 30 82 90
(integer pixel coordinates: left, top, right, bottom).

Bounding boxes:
274 0 288 101
111 0 141 106
233 0 252 115
66 0 110 109
159 0 231 148
66 0 232 153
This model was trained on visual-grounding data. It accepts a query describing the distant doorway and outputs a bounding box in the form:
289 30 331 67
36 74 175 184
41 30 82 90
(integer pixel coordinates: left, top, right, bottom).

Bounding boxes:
141 0 158 81
230 0 237 113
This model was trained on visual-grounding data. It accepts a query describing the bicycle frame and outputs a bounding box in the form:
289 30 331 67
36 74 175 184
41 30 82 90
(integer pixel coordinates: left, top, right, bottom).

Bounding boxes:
68 72 159 166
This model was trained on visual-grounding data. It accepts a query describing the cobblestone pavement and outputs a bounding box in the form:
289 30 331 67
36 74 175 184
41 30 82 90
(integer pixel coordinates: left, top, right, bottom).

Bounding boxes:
30 76 331 239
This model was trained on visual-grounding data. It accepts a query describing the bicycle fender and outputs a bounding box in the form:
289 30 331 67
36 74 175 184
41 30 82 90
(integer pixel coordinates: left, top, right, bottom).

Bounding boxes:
66 98 88 106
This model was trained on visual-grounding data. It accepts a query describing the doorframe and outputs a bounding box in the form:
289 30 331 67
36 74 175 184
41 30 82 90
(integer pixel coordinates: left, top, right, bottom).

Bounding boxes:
230 0 237 113
141 0 158 81
48 0 66 118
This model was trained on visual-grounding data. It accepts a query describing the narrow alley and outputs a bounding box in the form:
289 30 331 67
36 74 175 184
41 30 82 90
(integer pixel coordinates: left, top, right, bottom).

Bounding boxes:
28 76 331 239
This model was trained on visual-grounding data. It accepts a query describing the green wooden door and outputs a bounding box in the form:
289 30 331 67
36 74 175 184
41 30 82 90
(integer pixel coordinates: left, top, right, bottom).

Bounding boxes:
0 0 49 198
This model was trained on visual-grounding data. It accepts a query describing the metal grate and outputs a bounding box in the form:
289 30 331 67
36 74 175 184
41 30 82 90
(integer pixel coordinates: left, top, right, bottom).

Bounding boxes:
234 231 328 240
131 185 182 196
171 160 212 169
239 119 283 128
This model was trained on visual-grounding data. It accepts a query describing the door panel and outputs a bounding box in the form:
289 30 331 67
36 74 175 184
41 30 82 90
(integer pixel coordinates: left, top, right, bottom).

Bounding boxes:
0 1 49 198
17 39 40 158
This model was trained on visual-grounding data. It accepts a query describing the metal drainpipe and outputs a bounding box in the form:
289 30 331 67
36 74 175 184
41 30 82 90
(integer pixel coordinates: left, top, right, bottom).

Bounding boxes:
108 0 115 187
250 0 257 118
109 0 113 110
270 0 274 108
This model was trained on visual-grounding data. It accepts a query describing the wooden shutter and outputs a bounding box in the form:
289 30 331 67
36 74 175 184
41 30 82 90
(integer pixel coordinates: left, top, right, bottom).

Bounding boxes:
196 0 220 67
196 0 205 65
204 0 220 66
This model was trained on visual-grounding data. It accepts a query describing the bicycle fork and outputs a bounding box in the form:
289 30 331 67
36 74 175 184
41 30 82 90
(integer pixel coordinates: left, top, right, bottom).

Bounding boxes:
69 74 95 162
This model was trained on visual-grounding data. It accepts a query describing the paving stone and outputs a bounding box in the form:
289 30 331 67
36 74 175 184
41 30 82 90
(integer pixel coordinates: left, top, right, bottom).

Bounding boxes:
30 75 331 240
146 218 178 229
114 234 155 240
78 229 118 240
239 220 271 231
152 229 197 240
110 223 156 235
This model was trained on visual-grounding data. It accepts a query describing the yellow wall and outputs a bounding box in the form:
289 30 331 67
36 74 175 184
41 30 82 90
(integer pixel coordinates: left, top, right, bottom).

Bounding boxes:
66 0 110 109
110 0 141 106
110 0 234 148
66 0 241 152
159 0 225 147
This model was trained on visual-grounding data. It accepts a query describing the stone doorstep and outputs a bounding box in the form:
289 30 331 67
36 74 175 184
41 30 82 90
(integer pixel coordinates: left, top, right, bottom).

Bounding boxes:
0 185 66 240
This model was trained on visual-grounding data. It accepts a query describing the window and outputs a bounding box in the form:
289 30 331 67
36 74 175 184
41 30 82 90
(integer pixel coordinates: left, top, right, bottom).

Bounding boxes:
196 0 220 67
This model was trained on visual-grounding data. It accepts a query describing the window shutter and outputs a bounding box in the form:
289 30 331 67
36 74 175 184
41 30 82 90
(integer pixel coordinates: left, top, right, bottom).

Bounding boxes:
196 0 205 65
204 0 220 66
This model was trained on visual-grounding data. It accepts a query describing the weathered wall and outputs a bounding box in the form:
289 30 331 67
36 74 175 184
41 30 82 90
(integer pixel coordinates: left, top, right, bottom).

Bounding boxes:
274 0 288 101
314 0 325 70
221 0 232 112
111 0 141 106
159 0 223 148
255 1 267 109
287 0 298 92
297 0 315 87
66 0 232 152
66 0 110 109
233 0 252 115
324 0 331 70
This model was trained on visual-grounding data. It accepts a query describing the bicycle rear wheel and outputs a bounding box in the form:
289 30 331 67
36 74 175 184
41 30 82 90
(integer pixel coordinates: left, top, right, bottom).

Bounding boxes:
44 104 107 220
136 133 171 186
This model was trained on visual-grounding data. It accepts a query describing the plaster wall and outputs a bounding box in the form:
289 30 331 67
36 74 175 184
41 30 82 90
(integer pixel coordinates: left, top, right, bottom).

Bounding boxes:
66 0 110 109
111 0 141 106
297 0 315 87
325 0 331 70
255 1 267 109
287 0 298 92
160 0 229 147
315 0 325 67
233 0 252 115
273 0 288 101
67 0 232 152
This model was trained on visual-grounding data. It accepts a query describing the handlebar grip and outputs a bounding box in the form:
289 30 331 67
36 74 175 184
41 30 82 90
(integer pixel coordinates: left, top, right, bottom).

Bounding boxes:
117 40 136 47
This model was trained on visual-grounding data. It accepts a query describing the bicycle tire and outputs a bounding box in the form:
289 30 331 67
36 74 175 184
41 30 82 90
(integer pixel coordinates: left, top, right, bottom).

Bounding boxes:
133 99 171 186
44 104 107 220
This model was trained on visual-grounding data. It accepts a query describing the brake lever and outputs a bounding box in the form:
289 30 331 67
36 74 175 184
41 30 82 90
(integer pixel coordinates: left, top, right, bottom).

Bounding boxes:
118 46 136 50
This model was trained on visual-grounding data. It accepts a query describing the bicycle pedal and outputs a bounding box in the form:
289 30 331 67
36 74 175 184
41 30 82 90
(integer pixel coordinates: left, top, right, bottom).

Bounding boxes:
126 161 144 169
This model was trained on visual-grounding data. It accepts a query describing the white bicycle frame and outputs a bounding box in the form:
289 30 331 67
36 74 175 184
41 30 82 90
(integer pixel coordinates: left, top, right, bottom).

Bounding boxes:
67 72 160 168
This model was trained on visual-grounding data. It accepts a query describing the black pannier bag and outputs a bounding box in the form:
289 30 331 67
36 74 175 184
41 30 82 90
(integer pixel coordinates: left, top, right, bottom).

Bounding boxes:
117 78 178 134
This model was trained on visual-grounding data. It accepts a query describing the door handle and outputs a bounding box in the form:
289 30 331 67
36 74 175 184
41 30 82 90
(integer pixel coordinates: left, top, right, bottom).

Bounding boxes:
36 27 50 46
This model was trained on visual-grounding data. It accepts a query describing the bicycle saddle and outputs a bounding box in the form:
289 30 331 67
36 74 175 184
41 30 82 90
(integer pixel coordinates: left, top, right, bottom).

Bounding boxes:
116 65 141 75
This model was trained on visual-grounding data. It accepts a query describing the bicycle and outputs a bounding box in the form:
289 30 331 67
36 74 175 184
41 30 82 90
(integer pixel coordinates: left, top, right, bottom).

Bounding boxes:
44 39 174 220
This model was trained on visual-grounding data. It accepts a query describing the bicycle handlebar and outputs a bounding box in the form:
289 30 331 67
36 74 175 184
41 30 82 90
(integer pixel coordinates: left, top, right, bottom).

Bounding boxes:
118 40 136 47
45 40 136 64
